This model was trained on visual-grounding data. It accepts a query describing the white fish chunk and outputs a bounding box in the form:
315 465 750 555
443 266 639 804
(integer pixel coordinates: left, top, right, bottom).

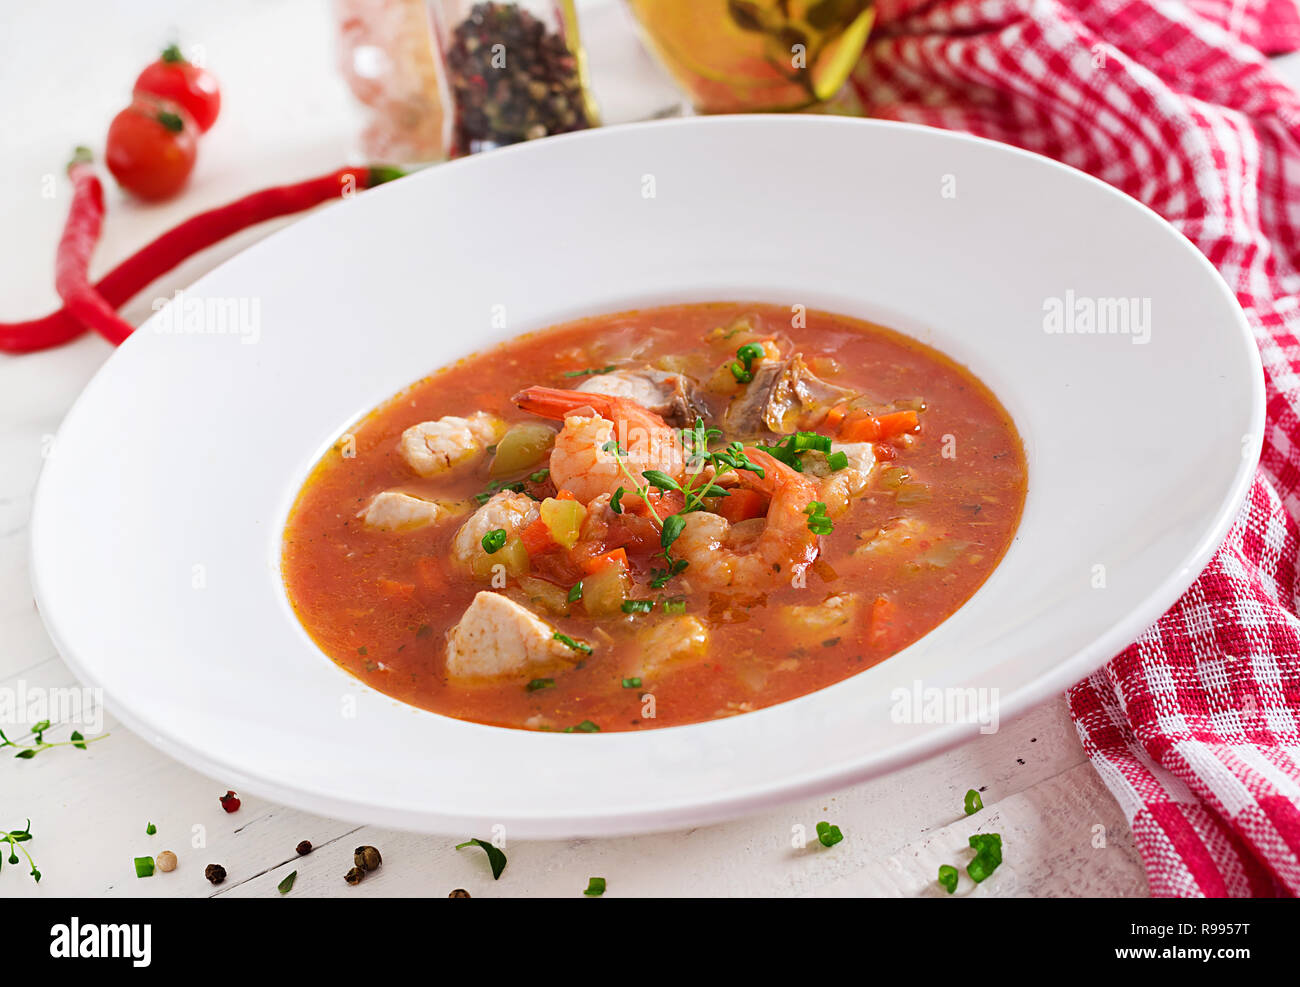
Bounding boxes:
445 591 581 679
450 490 539 570
634 615 709 677
358 490 446 531
399 411 505 477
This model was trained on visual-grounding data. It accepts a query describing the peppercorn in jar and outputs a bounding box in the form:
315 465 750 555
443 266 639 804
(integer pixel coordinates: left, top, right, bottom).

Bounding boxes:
431 0 599 155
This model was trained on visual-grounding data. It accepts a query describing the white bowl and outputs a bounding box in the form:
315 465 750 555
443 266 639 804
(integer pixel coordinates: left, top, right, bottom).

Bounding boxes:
30 117 1262 837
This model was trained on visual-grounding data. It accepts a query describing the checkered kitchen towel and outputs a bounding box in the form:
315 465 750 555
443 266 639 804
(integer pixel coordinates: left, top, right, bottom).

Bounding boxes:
850 0 1300 896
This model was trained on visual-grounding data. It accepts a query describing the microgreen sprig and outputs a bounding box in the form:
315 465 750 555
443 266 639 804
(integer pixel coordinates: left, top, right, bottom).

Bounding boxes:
0 721 108 760
1 820 40 883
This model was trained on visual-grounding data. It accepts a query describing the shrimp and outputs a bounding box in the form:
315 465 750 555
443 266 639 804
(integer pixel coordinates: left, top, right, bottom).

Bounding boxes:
450 490 538 571
674 447 822 590
512 386 685 504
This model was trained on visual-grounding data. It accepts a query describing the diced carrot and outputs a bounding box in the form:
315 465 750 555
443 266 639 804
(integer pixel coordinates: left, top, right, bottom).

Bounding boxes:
867 595 899 647
839 409 919 443
873 442 897 462
414 558 445 593
822 401 848 433
581 547 628 574
377 577 416 600
521 516 557 556
717 487 767 523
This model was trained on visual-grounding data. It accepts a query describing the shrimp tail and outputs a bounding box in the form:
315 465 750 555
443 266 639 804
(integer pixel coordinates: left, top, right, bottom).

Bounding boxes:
513 385 610 422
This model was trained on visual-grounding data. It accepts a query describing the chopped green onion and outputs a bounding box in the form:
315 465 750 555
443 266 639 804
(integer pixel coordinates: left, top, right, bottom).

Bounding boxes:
526 678 555 692
134 856 155 878
964 789 983 815
967 833 1003 883
815 821 843 848
583 876 607 896
622 677 642 689
937 864 959 894
826 450 849 471
663 597 687 614
481 528 508 553
567 582 583 602
804 501 833 535
621 599 654 614
552 632 592 655
145 822 156 835
563 720 601 733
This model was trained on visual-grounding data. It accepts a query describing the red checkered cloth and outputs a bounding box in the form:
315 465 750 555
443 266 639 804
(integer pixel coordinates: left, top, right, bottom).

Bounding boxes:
850 0 1300 896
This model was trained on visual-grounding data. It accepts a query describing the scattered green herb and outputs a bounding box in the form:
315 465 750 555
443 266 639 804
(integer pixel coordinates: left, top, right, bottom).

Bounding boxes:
938 864 959 894
662 596 687 614
815 821 843 848
563 720 601 733
278 870 297 894
964 789 983 815
146 822 156 835
729 342 766 383
567 581 583 602
1 821 39 883
0 722 108 759
826 450 849 471
610 487 625 514
621 599 655 614
562 364 617 378
584 876 607 896
526 678 555 692
481 528 508 554
552 632 592 655
455 838 507 879
134 856 155 878
622 677 642 689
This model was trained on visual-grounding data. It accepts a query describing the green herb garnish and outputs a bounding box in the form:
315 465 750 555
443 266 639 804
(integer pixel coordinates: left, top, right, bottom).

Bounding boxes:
729 342 766 383
0 821 39 883
481 528 508 554
563 720 601 733
826 450 849 471
0 721 107 759
610 487 625 514
567 582 583 602
562 364 617 378
553 632 592 655
277 870 297 894
134 856 155 878
815 821 843 848
964 789 983 815
662 597 687 614
621 599 654 614
584 876 607 896
622 677 642 689
526 678 555 692
455 838 507 879
938 864 959 894
146 822 156 835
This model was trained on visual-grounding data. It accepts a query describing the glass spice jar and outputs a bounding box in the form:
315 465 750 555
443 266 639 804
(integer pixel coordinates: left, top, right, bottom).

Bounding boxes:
430 0 599 156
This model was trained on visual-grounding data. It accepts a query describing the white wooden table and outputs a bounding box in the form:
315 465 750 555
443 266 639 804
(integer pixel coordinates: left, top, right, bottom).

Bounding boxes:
13 0 1276 898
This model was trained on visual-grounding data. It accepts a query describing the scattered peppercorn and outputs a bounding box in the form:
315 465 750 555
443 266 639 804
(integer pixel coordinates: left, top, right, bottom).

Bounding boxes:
354 845 382 871
444 1 594 155
296 840 313 855
204 863 226 885
449 888 471 898
344 866 365 886
156 850 177 872
218 790 240 813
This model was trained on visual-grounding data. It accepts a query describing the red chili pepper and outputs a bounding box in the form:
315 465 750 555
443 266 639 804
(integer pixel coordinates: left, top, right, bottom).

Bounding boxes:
1 164 404 354
54 148 135 346
219 790 241 813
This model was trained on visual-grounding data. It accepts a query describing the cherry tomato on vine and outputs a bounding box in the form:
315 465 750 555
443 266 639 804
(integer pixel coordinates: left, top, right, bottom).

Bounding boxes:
134 44 221 133
105 99 198 202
